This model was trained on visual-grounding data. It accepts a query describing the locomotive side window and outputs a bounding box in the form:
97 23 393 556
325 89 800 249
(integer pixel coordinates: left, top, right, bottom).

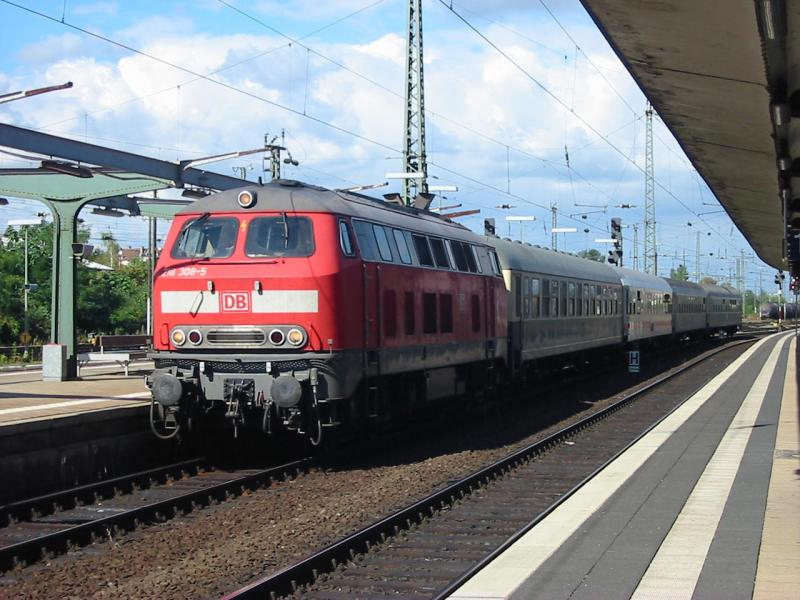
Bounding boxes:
466 245 480 272
393 229 413 264
449 240 469 271
489 251 502 276
172 216 239 259
373 225 394 262
339 220 355 257
245 215 314 257
353 220 378 260
430 238 451 269
412 234 435 267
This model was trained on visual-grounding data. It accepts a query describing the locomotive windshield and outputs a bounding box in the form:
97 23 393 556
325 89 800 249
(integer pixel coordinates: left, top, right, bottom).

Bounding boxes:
245 215 315 257
171 216 238 259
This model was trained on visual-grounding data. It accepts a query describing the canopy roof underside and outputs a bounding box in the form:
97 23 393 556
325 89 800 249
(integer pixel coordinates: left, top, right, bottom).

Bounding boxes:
580 0 785 269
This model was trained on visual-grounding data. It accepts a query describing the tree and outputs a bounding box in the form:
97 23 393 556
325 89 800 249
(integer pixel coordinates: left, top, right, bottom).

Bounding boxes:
699 276 718 285
670 264 689 281
577 248 605 263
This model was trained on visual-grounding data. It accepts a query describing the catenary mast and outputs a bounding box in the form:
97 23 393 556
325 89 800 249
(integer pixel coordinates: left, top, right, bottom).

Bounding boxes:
402 0 428 205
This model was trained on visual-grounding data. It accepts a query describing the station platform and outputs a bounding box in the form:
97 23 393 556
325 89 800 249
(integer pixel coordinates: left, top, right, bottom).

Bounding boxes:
0 361 171 503
0 361 151 427
449 331 799 600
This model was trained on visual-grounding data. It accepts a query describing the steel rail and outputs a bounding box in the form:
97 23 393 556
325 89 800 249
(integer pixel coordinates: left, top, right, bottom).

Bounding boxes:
0 458 310 571
0 457 208 527
222 337 756 599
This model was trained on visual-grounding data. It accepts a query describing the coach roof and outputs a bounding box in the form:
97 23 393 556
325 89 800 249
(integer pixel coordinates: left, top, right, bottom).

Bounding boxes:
491 236 621 284
177 180 484 243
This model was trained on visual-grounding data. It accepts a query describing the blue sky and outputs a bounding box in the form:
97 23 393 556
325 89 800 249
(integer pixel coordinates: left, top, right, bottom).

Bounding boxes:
0 0 777 293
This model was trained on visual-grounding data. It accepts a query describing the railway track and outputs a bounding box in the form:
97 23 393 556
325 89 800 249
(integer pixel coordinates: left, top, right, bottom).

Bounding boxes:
0 456 310 571
222 337 756 599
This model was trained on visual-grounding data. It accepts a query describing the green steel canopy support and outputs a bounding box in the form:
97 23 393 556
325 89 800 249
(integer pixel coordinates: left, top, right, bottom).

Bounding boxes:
0 123 248 379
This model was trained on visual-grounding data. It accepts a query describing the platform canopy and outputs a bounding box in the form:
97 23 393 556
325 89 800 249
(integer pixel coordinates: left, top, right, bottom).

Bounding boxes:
580 0 798 273
0 167 171 209
0 122 248 379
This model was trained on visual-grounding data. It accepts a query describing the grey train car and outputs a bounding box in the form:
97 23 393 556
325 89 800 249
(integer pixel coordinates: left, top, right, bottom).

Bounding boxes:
492 238 623 372
615 267 673 343
667 278 708 337
702 283 742 334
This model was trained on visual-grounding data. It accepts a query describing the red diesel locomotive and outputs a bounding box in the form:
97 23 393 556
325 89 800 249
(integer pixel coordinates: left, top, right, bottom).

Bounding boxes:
147 180 508 441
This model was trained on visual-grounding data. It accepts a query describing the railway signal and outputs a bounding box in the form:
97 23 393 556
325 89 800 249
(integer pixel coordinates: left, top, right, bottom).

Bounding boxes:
608 217 623 266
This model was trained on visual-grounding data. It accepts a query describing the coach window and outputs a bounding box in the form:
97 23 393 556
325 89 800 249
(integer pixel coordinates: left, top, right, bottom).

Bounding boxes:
523 277 531 318
449 240 469 271
352 220 378 260
514 275 522 318
412 234 434 267
583 284 590 316
430 238 451 268
541 279 550 317
404 291 415 335
173 216 239 259
392 229 413 264
568 282 576 317
551 280 560 317
373 225 394 262
531 278 540 318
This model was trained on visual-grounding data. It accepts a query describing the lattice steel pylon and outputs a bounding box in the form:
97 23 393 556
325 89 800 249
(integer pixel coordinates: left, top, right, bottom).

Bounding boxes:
402 0 428 206
643 103 657 274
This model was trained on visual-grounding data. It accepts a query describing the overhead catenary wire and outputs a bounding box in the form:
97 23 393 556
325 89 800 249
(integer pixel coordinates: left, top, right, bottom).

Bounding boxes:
0 0 614 234
437 0 740 255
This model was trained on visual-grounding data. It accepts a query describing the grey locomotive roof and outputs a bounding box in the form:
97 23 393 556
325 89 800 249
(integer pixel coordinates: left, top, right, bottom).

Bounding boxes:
665 278 706 297
701 283 742 298
490 236 621 284
178 180 485 244
613 267 672 292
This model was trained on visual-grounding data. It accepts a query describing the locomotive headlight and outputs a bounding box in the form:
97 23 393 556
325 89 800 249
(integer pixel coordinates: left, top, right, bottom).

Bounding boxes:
187 329 203 345
237 190 257 209
286 328 305 346
269 329 285 345
171 329 186 346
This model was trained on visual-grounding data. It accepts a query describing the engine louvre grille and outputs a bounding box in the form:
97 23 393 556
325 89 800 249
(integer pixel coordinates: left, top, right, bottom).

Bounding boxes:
206 329 266 346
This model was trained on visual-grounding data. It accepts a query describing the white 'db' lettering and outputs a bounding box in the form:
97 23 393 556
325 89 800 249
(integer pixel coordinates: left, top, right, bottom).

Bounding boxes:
221 292 250 312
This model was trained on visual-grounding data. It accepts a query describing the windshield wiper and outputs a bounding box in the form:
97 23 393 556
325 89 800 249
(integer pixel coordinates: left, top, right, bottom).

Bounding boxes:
280 212 289 249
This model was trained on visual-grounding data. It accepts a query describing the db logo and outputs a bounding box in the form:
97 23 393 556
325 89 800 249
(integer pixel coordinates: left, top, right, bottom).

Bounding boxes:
221 292 250 312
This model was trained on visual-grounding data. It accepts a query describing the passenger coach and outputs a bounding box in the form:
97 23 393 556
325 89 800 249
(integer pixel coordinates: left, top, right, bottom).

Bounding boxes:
493 238 623 375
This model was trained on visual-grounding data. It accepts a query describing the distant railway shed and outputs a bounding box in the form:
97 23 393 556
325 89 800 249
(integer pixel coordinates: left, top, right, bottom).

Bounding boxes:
0 123 247 379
